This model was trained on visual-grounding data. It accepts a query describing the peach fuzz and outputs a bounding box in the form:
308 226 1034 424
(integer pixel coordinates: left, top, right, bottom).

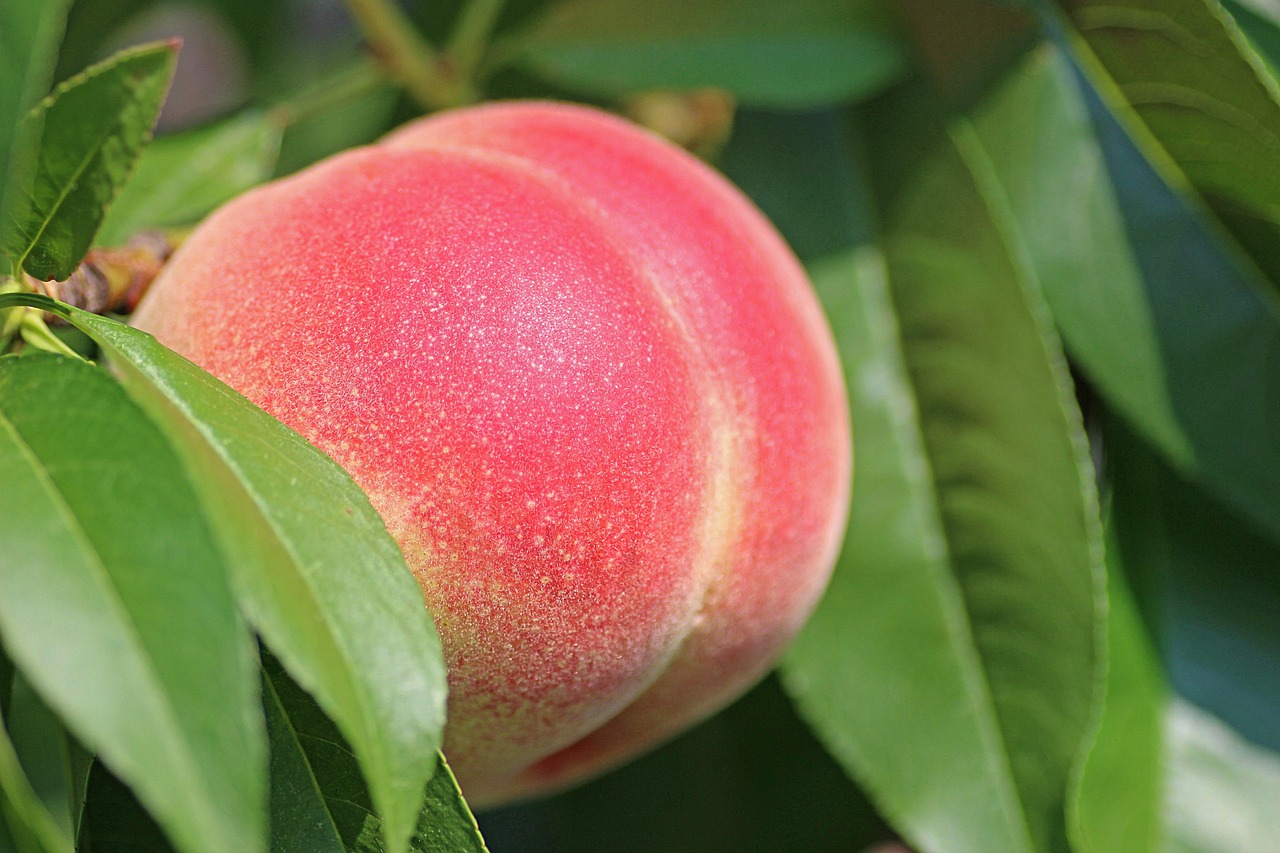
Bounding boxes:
132 101 851 806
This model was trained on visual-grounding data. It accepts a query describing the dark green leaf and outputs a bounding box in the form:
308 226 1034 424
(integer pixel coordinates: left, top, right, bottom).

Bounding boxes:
717 108 867 261
0 0 72 266
1164 702 1280 852
0 646 11 721
0 353 263 853
79 761 175 853
0 293 447 853
95 111 283 246
264 658 486 853
4 42 176 280
6 677 91 845
0 723 70 853
1105 417 1280 843
782 80 1105 849
1106 416 1280 753
481 675 888 852
512 0 907 107
1059 0 1280 287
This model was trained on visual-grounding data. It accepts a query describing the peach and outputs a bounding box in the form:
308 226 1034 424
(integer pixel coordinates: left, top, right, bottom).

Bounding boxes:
132 101 851 806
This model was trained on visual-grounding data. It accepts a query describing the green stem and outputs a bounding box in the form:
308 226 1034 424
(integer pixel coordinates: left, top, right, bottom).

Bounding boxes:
0 277 31 353
342 0 477 110
447 0 507 80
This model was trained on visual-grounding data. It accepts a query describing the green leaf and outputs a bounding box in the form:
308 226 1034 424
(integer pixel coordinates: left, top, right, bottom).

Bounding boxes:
0 353 265 853
717 108 867 261
409 758 486 853
6 677 91 846
1070 524 1166 853
0 0 72 259
782 83 1105 850
1164 702 1280 852
0 646 11 721
483 675 889 851
3 42 176 280
1104 416 1280 845
0 721 69 853
953 35 1280 559
1106 416 1280 753
1226 0 1280 75
95 111 283 247
0 293 447 853
79 761 175 853
264 657 487 853
1059 0 1280 287
512 0 907 107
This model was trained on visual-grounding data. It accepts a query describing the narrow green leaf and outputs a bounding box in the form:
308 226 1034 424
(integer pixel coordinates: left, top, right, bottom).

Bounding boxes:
0 0 72 269
966 36 1280 550
96 111 283 247
265 657 486 853
0 353 264 853
783 89 1106 850
1060 0 1280 287
1070 525 1166 853
1164 702 1280 852
512 0 907 107
0 293 447 853
6 677 91 845
4 42 176 280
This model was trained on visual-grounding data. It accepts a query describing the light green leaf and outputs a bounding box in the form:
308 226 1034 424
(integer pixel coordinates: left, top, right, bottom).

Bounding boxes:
783 82 1105 850
96 111 283 247
4 42 176 280
0 353 264 853
264 657 487 853
1164 702 1280 852
0 293 447 853
1060 0 1280 286
0 0 72 265
512 0 907 107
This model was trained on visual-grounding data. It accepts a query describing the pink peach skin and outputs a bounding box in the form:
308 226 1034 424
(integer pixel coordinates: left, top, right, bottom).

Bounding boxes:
133 101 851 806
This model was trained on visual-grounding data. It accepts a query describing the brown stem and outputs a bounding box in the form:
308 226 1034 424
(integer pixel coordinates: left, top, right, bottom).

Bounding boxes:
29 228 185 321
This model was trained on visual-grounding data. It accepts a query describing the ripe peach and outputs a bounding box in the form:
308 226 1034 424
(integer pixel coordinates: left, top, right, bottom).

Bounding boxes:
133 101 851 806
